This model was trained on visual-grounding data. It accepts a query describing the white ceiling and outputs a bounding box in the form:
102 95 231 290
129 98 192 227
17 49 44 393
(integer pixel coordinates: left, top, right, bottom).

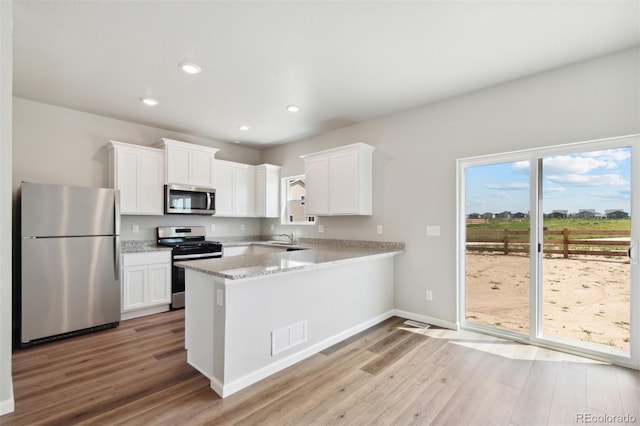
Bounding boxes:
12 1 640 147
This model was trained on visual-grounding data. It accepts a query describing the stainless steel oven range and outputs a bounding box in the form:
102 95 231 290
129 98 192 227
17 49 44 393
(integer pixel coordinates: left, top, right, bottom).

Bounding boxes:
157 226 222 310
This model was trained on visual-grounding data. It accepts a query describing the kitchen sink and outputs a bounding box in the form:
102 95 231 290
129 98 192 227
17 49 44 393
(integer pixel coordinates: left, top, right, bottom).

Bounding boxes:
268 241 295 246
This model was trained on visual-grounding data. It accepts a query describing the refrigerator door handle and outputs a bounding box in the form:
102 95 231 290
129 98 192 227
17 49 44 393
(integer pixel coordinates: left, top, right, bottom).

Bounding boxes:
114 189 121 236
115 236 121 280
114 190 121 280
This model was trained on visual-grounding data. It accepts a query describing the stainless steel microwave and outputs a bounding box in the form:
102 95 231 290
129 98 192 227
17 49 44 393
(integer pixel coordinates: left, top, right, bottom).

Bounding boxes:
165 184 216 215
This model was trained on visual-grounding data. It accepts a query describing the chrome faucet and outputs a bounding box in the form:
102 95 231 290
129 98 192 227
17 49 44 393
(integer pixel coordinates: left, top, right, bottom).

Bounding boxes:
278 232 295 244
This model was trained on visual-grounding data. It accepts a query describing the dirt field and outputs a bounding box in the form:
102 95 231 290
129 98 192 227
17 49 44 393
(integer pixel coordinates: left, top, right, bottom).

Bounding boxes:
465 253 631 352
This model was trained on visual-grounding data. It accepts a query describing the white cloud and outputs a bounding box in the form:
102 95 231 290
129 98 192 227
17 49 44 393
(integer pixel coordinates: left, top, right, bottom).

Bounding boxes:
485 183 529 190
546 173 628 186
543 186 565 193
491 192 508 199
587 189 631 200
583 148 631 162
511 161 529 173
543 155 609 175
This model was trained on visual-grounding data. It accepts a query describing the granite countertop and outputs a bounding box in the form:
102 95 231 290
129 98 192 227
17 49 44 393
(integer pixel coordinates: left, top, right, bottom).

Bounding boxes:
175 240 404 280
121 240 172 254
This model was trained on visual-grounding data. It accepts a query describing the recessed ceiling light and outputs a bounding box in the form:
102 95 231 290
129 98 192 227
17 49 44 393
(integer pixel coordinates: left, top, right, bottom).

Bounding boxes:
286 105 300 113
180 62 202 74
238 124 251 131
140 97 159 107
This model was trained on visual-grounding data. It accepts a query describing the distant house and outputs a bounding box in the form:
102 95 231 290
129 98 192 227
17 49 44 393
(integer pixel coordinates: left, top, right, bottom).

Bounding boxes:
573 209 598 219
548 210 568 219
481 212 494 220
495 211 511 219
605 209 629 219
467 213 481 219
512 212 528 219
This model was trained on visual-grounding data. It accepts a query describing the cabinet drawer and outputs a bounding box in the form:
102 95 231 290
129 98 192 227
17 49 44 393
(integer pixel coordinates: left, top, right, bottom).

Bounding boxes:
122 251 171 267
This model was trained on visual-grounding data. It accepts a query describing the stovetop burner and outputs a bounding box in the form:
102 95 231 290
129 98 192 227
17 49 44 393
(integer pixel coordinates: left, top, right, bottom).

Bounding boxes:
156 226 222 253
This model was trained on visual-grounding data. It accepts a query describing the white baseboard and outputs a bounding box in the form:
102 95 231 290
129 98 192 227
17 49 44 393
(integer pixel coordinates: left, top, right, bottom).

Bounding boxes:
218 310 395 398
392 309 459 330
121 304 170 321
0 392 14 416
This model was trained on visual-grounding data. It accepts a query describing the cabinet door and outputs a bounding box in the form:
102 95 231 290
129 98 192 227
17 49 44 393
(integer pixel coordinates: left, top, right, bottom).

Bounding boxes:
117 150 140 214
304 156 329 215
329 151 359 214
122 266 147 311
234 166 254 216
166 145 190 184
222 246 250 257
263 167 280 218
213 162 234 216
138 151 164 214
254 168 266 217
190 149 214 187
148 263 171 305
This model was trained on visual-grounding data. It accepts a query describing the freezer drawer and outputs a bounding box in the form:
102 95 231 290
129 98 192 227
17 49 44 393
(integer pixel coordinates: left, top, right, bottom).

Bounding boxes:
21 236 120 343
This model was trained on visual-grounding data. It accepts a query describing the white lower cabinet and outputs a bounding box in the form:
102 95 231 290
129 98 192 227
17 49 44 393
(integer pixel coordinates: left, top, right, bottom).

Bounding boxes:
222 244 288 257
121 251 172 320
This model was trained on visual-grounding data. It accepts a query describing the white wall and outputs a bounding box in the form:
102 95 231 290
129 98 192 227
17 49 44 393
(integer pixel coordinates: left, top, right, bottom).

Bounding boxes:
261 48 640 325
0 1 14 416
12 98 263 240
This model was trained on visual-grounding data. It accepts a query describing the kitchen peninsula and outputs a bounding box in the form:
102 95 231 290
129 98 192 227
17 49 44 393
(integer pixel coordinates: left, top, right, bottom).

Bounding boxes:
176 240 404 398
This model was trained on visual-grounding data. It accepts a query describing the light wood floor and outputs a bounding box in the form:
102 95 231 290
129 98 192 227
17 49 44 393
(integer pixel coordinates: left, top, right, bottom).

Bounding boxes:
3 310 639 425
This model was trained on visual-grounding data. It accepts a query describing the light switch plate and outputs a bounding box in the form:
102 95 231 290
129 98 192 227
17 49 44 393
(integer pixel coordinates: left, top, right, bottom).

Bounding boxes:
318 224 325 233
132 224 139 234
210 223 216 232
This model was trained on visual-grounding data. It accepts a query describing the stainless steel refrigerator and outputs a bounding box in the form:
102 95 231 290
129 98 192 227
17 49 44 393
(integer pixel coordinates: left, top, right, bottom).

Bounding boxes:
21 182 121 346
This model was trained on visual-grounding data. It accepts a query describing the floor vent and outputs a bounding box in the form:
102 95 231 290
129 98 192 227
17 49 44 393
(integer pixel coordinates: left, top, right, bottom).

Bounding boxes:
272 320 307 355
403 320 431 329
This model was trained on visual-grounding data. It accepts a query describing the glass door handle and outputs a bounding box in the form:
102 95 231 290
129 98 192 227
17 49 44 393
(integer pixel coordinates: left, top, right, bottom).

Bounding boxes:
628 244 638 265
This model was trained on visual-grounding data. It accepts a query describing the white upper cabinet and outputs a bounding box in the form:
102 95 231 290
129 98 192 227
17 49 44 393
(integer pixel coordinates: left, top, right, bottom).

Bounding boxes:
156 138 219 187
301 143 375 216
212 160 280 217
107 141 165 215
254 164 281 218
151 138 280 218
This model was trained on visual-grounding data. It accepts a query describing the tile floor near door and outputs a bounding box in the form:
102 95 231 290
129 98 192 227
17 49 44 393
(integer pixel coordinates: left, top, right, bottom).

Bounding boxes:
4 310 639 425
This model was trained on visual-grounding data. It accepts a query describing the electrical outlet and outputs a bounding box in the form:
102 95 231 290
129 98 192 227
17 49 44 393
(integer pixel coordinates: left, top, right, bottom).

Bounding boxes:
216 289 223 306
270 224 275 231
318 224 325 233
377 225 383 235
210 223 216 232
132 224 139 234
426 225 441 236
240 223 245 232
426 290 433 301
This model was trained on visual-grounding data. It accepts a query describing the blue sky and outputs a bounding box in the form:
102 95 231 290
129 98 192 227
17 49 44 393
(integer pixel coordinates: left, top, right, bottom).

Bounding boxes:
465 147 631 215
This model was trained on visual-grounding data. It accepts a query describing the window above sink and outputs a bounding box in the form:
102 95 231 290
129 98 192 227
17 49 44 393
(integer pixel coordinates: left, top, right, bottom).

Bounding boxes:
281 175 316 226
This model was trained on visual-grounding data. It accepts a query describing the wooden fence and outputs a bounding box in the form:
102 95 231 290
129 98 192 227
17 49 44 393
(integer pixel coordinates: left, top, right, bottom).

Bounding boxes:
466 229 630 258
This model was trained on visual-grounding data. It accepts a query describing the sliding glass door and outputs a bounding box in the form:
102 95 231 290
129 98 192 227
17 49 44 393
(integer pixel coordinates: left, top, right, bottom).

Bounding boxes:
464 159 531 336
539 146 633 357
459 135 639 368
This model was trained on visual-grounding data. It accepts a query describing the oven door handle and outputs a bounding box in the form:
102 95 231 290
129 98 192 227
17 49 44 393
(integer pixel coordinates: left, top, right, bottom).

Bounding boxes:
174 253 222 260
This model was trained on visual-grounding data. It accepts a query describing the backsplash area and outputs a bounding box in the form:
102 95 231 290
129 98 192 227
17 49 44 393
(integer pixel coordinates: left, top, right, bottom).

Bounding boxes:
120 215 261 241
